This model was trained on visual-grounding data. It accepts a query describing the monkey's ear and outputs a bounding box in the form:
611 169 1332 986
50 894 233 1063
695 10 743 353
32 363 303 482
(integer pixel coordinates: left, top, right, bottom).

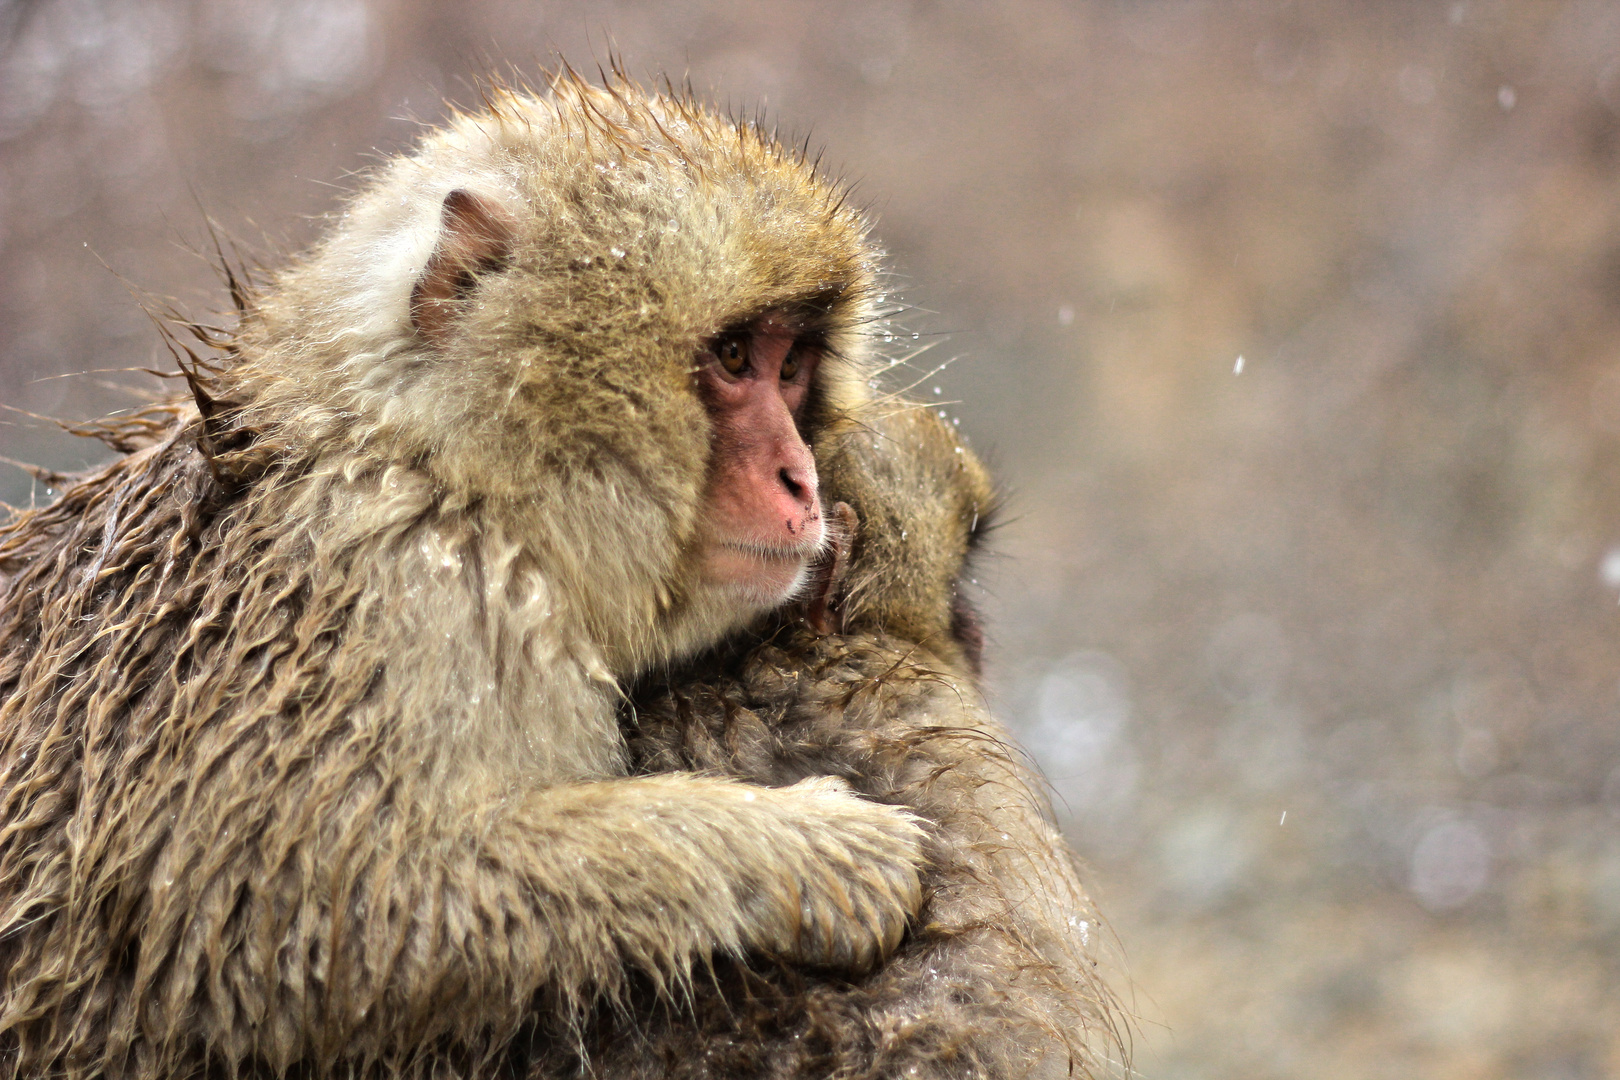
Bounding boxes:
410 189 516 346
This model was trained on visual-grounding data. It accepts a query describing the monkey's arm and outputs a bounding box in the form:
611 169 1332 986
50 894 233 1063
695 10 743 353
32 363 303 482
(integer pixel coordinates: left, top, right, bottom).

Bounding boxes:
462 773 925 985
195 771 923 1070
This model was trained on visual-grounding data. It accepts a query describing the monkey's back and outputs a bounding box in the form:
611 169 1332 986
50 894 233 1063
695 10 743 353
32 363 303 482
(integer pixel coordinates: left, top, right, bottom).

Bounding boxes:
0 413 222 1072
0 409 507 1078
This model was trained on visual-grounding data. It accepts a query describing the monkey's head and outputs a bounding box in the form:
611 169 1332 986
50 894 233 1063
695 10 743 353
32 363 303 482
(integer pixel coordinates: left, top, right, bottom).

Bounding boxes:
817 405 999 676
222 73 880 671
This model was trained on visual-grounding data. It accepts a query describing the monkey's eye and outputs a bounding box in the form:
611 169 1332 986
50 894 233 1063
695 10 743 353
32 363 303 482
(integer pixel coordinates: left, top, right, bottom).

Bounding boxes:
780 347 802 381
717 336 749 375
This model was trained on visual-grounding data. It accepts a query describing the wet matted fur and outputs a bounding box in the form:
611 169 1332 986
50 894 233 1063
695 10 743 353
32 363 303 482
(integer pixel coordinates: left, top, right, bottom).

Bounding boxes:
0 71 941 1079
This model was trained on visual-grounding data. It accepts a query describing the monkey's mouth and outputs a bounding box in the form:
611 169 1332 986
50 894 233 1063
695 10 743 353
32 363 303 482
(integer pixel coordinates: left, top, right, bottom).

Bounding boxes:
706 539 824 604
721 539 819 559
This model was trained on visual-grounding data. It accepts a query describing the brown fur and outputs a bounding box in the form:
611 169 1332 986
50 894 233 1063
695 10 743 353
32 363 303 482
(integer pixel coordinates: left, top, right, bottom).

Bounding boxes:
0 74 935 1079
538 407 1123 1080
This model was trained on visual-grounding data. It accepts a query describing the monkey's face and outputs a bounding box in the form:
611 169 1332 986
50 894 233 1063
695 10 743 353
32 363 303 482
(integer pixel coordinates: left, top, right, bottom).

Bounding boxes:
694 314 827 607
397 180 852 626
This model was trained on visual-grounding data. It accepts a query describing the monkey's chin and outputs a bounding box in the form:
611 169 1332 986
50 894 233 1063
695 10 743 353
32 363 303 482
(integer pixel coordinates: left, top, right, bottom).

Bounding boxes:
703 544 816 609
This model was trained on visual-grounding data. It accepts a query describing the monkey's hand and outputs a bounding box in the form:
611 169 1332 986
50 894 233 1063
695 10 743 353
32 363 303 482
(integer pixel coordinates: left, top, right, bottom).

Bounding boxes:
744 774 926 970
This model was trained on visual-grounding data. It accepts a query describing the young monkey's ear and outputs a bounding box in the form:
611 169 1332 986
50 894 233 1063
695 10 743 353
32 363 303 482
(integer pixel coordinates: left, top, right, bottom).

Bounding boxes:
804 502 859 635
410 188 515 346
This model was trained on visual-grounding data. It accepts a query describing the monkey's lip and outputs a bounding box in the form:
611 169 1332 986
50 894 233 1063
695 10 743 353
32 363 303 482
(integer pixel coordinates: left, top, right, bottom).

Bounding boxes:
717 540 820 563
704 539 822 602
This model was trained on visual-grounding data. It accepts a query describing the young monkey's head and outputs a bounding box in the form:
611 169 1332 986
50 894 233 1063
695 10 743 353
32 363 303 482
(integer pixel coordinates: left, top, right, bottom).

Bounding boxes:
811 404 999 677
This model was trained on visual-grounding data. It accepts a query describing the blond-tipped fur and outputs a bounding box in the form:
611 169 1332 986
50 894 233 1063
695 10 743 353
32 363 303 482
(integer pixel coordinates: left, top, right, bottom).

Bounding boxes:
584 405 1124 1080
0 73 927 1079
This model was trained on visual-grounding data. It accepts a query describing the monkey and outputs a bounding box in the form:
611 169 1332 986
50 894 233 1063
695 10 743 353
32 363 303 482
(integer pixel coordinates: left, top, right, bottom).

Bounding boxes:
525 404 1124 1080
0 73 937 1079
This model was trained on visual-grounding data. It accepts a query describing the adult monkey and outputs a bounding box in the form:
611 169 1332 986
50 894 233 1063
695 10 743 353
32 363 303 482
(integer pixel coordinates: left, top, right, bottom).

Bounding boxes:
0 73 927 1079
551 406 1123 1080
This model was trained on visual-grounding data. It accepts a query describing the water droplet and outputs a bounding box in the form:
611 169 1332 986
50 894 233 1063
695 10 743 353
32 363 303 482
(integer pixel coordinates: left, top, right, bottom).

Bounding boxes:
1599 546 1620 588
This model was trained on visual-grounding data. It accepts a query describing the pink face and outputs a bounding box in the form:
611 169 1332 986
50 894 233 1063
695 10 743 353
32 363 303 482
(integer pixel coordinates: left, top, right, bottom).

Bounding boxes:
694 315 826 606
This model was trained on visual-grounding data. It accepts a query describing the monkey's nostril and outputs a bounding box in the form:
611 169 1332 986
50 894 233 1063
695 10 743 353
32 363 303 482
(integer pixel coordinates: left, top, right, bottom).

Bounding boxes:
779 467 808 502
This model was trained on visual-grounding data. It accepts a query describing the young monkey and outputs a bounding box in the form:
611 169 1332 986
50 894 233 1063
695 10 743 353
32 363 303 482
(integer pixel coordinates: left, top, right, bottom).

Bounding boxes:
0 74 931 1079
551 404 1123 1080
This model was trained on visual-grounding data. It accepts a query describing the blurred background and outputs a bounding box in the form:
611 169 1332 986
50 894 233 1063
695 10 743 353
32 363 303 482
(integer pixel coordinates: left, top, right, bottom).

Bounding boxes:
3 1 1619 1076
